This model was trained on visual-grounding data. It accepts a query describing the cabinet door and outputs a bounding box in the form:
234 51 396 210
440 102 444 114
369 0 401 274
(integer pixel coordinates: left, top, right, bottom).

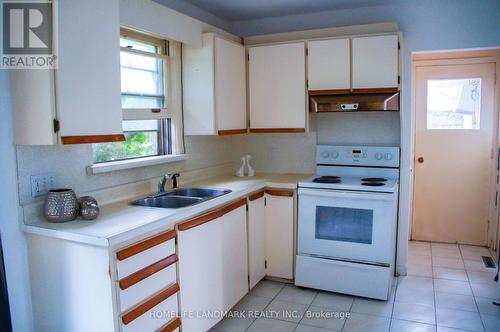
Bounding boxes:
177 203 248 332
352 35 399 89
249 43 306 132
308 39 350 91
265 192 295 279
215 37 247 133
57 0 123 142
183 34 216 135
248 193 266 289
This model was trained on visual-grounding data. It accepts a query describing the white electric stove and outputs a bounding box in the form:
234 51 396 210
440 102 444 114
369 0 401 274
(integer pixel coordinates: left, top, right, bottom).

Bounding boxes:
295 145 400 300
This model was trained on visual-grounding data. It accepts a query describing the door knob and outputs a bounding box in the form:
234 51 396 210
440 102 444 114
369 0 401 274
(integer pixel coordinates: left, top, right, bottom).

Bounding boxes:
417 157 424 163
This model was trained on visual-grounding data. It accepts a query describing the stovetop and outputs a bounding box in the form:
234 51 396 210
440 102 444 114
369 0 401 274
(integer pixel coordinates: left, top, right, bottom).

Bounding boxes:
299 175 398 193
299 145 401 193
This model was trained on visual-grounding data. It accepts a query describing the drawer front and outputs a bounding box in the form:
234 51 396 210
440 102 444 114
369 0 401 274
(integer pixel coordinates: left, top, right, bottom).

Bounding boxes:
116 236 175 279
121 288 179 332
119 262 177 312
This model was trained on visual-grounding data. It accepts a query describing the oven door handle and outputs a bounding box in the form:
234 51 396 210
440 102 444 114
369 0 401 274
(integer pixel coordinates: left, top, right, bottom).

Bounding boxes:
298 188 394 201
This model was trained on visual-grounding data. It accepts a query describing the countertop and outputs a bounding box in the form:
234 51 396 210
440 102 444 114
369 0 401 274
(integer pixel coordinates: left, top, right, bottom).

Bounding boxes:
22 173 310 247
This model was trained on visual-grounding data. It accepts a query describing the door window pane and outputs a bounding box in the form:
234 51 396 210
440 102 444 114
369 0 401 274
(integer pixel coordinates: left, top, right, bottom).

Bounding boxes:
427 78 481 129
315 206 373 244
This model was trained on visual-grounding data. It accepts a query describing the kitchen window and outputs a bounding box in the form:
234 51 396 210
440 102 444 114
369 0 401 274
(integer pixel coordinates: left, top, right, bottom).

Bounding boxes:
92 29 184 166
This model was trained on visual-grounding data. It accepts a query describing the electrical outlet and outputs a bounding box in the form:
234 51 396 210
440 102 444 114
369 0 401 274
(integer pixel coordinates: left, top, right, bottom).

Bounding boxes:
31 173 57 197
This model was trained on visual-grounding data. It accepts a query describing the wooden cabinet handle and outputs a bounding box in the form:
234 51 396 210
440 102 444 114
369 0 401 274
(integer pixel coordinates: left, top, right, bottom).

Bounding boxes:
249 128 305 133
417 157 424 163
218 129 247 136
119 254 178 290
116 229 176 261
121 283 179 325
158 318 182 332
265 189 294 197
178 198 247 231
248 190 265 201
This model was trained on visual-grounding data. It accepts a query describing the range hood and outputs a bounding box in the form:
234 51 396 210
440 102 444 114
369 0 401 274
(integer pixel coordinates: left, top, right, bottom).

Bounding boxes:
309 91 400 112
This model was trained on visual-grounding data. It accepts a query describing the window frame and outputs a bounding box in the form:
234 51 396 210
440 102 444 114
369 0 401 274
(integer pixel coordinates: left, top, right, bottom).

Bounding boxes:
120 28 171 121
89 28 185 169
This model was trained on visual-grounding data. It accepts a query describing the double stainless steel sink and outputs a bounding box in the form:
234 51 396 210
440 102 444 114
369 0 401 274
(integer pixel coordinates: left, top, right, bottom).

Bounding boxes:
130 188 232 209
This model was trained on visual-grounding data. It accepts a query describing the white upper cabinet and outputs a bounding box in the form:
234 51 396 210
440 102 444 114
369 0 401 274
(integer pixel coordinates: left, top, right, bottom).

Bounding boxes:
12 0 123 145
183 33 247 135
352 35 399 89
307 38 350 91
248 42 306 132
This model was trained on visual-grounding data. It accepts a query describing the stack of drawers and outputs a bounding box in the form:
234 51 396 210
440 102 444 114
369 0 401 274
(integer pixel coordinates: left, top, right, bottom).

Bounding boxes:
114 229 181 332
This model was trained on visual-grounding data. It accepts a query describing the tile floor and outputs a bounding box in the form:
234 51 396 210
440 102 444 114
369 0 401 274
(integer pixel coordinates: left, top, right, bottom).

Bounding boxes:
209 241 500 332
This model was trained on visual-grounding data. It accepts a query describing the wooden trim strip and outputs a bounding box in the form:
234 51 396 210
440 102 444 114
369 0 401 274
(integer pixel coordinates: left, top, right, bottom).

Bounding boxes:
119 254 178 290
116 229 176 261
265 189 294 197
158 318 182 332
218 129 247 136
352 87 399 94
248 190 265 202
61 134 126 145
308 89 351 96
122 283 179 325
249 128 305 133
178 198 247 231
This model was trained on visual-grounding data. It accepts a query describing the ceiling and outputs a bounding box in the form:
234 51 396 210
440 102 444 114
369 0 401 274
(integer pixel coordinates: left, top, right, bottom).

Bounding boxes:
157 0 398 22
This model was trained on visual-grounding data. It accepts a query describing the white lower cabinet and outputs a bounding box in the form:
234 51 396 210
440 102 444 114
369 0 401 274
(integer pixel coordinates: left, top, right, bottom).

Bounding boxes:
177 200 248 332
248 192 266 289
26 228 181 332
265 191 295 279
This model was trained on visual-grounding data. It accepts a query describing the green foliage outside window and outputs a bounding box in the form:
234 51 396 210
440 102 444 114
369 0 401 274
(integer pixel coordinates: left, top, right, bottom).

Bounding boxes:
93 131 158 163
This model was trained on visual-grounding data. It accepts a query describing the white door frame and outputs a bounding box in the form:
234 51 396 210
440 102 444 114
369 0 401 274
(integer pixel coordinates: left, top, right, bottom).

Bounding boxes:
408 49 500 254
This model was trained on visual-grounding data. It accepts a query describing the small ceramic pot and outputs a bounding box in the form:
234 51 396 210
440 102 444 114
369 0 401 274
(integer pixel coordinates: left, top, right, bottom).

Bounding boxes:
78 196 100 221
43 189 78 223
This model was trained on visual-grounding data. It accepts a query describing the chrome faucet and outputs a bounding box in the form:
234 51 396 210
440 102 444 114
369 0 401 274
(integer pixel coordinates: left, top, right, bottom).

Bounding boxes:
158 173 180 193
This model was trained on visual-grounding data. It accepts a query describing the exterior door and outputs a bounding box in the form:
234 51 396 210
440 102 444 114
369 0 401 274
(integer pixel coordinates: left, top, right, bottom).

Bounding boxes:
412 62 496 245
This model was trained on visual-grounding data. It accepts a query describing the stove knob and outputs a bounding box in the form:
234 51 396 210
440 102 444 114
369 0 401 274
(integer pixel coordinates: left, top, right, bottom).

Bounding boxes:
375 152 383 160
331 151 339 159
384 153 393 160
321 151 330 158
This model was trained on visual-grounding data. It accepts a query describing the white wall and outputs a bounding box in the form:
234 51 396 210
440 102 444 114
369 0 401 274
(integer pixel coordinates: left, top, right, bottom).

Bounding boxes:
0 72 34 331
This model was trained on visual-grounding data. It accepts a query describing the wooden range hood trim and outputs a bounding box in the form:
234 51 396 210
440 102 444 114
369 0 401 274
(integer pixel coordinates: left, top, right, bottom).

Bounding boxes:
249 128 305 133
352 87 399 94
309 91 400 113
61 134 126 144
308 89 351 96
178 198 247 231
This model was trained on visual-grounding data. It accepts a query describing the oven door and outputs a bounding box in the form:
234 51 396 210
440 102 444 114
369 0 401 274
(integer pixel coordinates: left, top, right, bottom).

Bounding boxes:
298 188 397 265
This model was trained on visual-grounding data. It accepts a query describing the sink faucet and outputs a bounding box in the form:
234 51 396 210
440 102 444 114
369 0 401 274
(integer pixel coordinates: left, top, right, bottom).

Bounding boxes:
158 173 180 193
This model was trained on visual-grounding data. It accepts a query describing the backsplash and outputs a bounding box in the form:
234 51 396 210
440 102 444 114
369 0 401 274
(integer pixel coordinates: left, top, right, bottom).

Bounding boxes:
232 132 317 174
16 113 400 207
317 112 401 146
16 135 239 206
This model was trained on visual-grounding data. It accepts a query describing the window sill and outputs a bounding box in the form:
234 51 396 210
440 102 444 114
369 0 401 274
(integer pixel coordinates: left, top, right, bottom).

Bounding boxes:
87 154 189 175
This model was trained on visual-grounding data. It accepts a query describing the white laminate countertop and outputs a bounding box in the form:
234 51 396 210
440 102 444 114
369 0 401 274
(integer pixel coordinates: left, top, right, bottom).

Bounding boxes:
22 173 310 247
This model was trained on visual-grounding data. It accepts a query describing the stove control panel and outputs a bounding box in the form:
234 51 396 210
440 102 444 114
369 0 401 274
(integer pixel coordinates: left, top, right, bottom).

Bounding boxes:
316 145 400 167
